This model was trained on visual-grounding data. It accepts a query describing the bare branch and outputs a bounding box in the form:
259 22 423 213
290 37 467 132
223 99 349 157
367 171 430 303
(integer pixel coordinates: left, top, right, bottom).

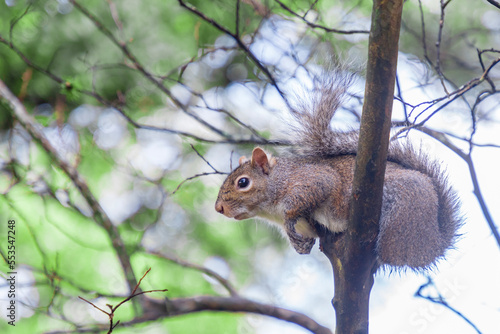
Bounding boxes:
9 2 33 43
418 0 431 65
274 0 369 35
146 296 332 334
415 127 500 250
106 0 125 41
485 0 500 9
177 0 290 103
147 251 239 297
171 143 228 193
415 278 482 334
0 79 139 294
406 55 500 127
435 0 450 94
172 171 226 194
78 296 110 316
0 34 279 145
78 268 167 334
47 295 331 334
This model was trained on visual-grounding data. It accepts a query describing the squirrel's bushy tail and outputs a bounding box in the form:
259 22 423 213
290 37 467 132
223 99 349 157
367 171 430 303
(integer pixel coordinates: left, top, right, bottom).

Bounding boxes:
289 69 359 157
386 143 463 268
291 70 462 269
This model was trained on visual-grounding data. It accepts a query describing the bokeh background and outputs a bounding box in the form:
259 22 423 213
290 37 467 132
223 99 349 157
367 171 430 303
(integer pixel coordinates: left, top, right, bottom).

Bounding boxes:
0 0 499 333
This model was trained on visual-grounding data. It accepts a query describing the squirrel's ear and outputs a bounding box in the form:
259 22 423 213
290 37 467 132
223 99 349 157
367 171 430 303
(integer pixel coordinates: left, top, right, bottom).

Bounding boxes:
238 156 248 165
251 147 271 175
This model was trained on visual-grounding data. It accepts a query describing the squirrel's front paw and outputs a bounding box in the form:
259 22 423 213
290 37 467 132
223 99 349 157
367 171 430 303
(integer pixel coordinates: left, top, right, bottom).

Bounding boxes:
292 237 316 254
285 219 315 254
286 230 315 254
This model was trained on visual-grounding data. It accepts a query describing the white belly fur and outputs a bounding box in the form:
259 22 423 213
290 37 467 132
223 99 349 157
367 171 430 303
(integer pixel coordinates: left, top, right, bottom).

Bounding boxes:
259 203 347 237
313 204 348 233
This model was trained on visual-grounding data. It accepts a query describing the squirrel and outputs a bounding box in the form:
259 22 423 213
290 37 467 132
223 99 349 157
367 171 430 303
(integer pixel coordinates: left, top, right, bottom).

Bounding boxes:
214 72 462 270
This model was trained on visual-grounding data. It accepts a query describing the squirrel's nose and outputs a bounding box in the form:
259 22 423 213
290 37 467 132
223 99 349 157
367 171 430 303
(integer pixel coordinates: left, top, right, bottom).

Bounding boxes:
215 202 224 214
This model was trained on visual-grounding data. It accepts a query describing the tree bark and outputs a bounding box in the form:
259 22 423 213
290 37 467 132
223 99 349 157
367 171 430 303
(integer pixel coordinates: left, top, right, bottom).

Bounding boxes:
318 0 404 333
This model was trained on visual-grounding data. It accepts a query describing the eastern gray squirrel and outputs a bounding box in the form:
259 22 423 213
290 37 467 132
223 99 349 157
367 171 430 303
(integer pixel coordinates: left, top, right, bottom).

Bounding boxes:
214 72 462 270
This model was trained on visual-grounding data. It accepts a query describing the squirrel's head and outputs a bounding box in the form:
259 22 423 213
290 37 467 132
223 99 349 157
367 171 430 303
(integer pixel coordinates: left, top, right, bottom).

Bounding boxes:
215 147 277 220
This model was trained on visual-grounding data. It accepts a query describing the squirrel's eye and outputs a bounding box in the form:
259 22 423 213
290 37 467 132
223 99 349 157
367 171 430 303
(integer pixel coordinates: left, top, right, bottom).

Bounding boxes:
237 177 250 189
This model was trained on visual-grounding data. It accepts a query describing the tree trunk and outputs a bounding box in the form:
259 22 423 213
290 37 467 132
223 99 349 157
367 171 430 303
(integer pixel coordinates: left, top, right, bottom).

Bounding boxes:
319 0 404 333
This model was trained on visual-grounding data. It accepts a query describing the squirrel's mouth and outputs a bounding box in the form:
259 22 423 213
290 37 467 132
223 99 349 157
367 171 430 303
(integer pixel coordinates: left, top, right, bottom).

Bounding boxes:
234 213 249 220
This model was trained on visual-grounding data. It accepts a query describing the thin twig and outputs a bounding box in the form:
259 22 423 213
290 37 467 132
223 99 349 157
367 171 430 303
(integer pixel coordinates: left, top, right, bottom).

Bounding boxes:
435 0 450 94
410 56 500 126
172 144 228 194
9 2 32 43
418 0 431 65
106 0 124 41
189 144 220 173
395 74 408 121
416 278 482 334
79 268 167 334
177 0 290 105
274 0 369 35
79 296 110 315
